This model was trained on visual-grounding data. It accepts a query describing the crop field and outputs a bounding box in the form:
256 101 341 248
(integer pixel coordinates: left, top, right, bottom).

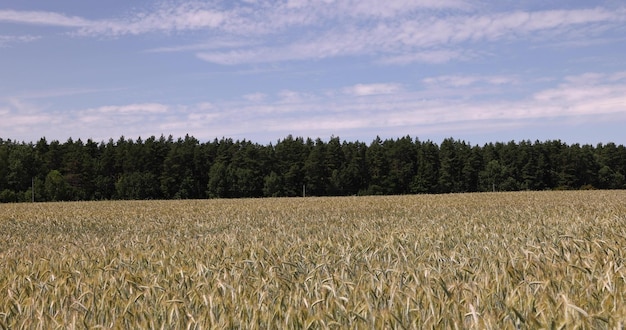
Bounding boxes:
1 191 626 328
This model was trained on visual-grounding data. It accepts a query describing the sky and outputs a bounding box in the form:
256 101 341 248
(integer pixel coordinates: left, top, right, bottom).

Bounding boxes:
1 0 625 146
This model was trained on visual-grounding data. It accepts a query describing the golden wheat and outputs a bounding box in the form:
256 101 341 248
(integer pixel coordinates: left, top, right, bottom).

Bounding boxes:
1 191 625 328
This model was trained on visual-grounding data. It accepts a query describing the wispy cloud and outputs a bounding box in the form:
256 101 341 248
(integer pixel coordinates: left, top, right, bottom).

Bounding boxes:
0 34 40 47
75 3 227 36
2 71 624 142
281 0 471 18
344 83 404 96
8 87 122 100
0 9 89 27
3 2 623 66
243 93 267 102
423 75 517 87
379 50 469 65
193 6 626 65
86 103 168 114
0 99 56 139
147 38 258 53
533 72 626 114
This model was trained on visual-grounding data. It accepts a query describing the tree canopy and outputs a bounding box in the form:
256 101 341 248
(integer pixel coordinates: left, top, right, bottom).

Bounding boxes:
1 135 625 202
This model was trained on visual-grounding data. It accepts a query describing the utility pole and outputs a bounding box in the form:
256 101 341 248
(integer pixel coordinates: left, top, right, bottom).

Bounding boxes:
303 184 306 197
32 177 35 202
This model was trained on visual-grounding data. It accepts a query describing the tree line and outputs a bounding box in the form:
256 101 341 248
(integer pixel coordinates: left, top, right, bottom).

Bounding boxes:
0 134 625 202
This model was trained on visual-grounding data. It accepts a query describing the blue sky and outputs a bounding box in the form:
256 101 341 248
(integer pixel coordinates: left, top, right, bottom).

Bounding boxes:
1 0 625 145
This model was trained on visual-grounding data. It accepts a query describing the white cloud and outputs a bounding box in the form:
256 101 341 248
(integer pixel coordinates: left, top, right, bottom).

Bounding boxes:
174 74 626 140
0 34 40 47
277 90 315 103
387 8 625 48
243 93 267 102
2 70 625 143
379 50 468 65
534 85 621 103
532 72 626 117
423 75 517 87
2 2 625 145
282 0 470 19
194 5 626 65
344 83 403 96
87 103 169 114
0 99 56 139
4 3 623 66
148 38 258 53
0 5 228 36
11 87 120 99
194 102 214 111
0 10 89 27
76 3 227 36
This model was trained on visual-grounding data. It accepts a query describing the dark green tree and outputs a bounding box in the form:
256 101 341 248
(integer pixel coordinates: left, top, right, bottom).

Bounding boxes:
340 141 369 195
7 143 38 199
462 145 482 192
161 135 200 199
325 136 345 195
304 138 328 196
438 138 464 193
272 135 308 196
384 136 416 194
207 161 230 198
411 140 439 194
263 171 284 197
94 139 118 199
115 172 159 200
365 136 388 195
45 169 69 201
480 160 506 192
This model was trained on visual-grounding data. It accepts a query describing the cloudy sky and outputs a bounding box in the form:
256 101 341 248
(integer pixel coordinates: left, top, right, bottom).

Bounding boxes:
1 0 625 145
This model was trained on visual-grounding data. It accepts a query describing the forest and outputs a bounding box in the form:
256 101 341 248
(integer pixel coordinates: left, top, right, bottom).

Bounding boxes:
0 134 625 202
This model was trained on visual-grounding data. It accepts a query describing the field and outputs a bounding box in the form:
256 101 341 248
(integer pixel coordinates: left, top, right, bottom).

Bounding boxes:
1 191 625 328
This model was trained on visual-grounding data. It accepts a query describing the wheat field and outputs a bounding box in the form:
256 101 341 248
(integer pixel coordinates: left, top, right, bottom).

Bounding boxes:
1 191 625 329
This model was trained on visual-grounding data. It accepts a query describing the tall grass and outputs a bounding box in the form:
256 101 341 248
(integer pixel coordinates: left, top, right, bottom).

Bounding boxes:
1 191 625 328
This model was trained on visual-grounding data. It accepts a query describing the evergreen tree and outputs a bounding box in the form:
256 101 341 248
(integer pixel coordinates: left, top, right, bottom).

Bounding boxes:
0 142 9 198
62 138 95 200
365 136 388 195
3 134 626 203
480 160 506 192
438 138 463 193
94 139 118 199
411 140 438 194
462 145 482 192
340 141 369 195
273 135 308 196
325 136 345 195
230 140 266 197
207 161 230 198
263 171 284 197
45 170 69 201
161 135 200 199
304 138 328 196
7 143 37 198
384 136 416 194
